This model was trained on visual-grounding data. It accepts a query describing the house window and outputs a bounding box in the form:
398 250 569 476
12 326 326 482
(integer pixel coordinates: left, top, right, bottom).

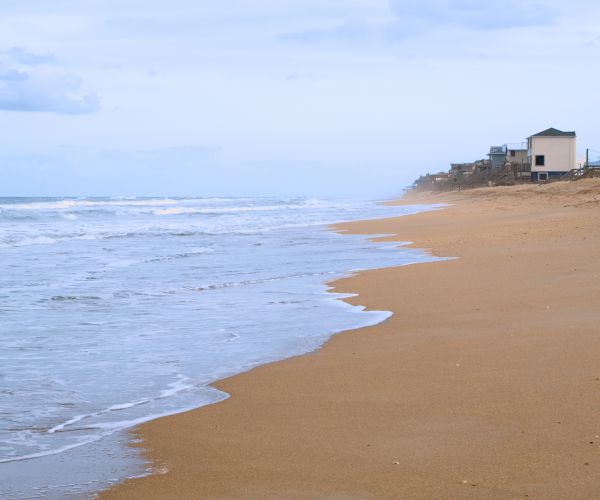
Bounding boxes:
510 150 516 157
535 155 545 166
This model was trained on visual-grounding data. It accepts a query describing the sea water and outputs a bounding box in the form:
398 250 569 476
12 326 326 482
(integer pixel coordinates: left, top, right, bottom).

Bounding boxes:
0 196 442 498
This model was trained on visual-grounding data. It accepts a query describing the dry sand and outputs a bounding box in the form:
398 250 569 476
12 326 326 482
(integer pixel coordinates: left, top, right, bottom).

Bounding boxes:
101 179 600 499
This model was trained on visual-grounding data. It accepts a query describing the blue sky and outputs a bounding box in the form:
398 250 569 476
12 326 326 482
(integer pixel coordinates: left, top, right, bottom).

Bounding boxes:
1 0 599 197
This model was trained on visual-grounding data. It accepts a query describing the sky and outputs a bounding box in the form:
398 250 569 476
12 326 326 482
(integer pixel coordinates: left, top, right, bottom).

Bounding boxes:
1 0 599 198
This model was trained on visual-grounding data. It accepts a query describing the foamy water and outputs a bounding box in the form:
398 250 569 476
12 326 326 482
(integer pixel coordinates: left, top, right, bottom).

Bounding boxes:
0 196 442 498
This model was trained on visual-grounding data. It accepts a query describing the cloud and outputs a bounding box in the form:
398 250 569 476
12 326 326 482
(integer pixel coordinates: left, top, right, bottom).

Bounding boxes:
279 1 558 47
5 47 58 66
278 19 373 45
388 0 557 30
0 48 99 115
277 1 557 47
0 72 100 114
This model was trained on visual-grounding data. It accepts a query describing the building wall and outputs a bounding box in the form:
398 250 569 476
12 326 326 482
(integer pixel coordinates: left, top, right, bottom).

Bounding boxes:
531 171 564 182
529 136 576 173
507 149 528 165
490 154 506 169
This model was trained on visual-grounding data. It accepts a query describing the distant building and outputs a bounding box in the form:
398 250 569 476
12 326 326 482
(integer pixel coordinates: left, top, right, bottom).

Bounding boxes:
474 159 491 172
488 146 507 169
450 162 477 177
505 143 530 179
528 128 576 182
505 143 528 166
432 172 450 183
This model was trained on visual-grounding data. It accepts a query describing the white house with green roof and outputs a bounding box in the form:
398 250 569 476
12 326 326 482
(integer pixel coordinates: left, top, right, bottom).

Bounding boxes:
527 128 576 182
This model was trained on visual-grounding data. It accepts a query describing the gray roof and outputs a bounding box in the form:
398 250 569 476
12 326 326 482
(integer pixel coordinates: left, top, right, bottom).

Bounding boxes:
489 146 506 154
530 127 576 138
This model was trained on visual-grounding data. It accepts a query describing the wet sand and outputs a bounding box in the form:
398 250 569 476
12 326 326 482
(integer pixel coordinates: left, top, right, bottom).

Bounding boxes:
101 179 600 499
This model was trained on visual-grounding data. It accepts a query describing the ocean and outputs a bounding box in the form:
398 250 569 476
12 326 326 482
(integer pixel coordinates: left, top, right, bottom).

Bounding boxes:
0 196 442 498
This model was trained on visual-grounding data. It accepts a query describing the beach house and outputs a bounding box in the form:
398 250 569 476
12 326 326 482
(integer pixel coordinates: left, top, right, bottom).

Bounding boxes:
488 146 507 169
506 143 528 165
505 143 530 179
528 128 576 182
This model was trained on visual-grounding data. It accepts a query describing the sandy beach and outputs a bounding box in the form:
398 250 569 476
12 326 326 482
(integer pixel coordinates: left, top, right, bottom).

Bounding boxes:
101 179 600 499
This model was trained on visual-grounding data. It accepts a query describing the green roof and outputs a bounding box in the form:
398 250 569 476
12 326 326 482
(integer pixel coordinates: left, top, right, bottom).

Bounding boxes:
530 127 576 138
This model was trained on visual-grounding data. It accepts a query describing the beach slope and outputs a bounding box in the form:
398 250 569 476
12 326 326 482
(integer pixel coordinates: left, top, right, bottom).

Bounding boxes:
102 179 600 499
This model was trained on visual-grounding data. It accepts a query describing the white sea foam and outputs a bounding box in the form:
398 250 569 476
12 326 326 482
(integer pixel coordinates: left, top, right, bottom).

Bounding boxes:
0 198 180 211
11 236 59 247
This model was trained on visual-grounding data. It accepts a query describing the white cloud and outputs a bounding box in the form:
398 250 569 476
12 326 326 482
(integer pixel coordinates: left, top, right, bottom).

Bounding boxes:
4 47 57 66
0 48 99 115
388 0 557 30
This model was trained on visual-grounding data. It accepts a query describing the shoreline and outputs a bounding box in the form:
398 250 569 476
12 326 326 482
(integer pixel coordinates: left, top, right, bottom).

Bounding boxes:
2 197 433 500
101 179 600 499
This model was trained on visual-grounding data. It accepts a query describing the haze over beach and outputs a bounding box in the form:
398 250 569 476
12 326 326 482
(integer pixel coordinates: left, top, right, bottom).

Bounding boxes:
1 1 600 499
